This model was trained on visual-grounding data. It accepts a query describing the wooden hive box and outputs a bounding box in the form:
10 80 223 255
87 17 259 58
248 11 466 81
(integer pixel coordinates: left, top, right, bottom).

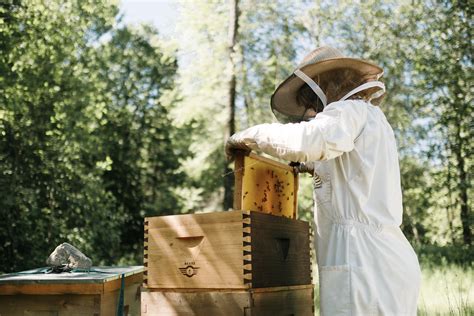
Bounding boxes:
0 266 143 316
143 210 311 289
234 153 298 219
141 285 314 316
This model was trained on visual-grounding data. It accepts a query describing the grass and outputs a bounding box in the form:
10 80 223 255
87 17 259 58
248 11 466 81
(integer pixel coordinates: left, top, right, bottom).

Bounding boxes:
417 264 473 315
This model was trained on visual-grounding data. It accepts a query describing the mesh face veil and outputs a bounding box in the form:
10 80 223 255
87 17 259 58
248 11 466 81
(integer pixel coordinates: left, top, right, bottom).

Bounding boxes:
293 69 386 120
270 47 385 123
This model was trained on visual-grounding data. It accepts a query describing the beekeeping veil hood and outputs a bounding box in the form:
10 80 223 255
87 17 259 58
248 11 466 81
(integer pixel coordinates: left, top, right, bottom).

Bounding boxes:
271 46 385 123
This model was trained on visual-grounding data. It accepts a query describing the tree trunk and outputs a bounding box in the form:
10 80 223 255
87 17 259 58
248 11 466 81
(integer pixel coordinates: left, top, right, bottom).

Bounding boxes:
454 112 471 245
223 0 239 210
445 139 456 243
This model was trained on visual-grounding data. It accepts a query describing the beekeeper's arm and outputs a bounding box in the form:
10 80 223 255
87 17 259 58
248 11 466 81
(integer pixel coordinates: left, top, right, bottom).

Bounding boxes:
225 100 367 162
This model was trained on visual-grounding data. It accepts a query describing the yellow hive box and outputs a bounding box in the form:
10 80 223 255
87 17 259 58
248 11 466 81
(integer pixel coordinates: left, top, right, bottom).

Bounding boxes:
233 152 298 219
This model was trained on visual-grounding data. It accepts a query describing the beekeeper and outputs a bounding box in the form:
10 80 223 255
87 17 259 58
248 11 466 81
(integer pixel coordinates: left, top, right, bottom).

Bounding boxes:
225 46 421 315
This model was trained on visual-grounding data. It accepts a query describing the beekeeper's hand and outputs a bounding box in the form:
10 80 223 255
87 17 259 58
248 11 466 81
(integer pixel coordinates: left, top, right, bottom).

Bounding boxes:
225 135 251 161
289 161 315 175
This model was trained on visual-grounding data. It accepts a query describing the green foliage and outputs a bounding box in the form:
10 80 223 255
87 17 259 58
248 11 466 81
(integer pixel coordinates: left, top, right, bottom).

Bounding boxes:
399 157 432 244
174 1 317 211
407 0 473 245
415 244 473 268
94 25 189 259
0 0 189 272
171 1 233 211
238 0 305 126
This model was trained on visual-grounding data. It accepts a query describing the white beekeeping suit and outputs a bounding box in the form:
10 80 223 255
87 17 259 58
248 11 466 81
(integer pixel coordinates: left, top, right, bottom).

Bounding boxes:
226 47 421 315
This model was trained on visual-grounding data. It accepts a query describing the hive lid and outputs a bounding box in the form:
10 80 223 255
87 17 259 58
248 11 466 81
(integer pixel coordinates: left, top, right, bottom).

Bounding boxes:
0 266 143 285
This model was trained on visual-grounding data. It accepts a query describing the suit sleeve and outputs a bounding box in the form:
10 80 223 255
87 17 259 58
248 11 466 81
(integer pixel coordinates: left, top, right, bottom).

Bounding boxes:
227 100 368 162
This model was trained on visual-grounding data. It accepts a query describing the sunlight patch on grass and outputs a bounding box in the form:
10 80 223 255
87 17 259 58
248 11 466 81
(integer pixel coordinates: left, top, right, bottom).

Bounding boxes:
418 265 473 316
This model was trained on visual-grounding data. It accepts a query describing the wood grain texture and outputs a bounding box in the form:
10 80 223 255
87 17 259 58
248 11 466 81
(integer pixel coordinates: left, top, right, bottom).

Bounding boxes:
0 283 141 316
0 294 100 316
0 271 142 315
0 283 105 295
233 153 298 218
0 272 143 295
250 285 314 316
250 211 311 288
144 210 312 289
100 282 141 316
233 153 245 211
145 211 245 289
141 285 314 316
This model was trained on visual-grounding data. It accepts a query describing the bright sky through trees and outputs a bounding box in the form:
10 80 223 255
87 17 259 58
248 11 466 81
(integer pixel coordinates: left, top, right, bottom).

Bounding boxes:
120 0 179 37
